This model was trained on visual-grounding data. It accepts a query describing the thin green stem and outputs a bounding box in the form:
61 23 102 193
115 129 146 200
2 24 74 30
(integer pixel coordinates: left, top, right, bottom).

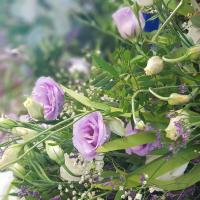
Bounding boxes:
131 90 148 124
0 113 89 170
162 53 189 63
149 88 169 101
152 0 184 42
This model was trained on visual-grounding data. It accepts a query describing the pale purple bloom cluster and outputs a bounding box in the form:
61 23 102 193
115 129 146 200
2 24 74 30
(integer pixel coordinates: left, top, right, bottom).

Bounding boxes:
112 7 144 39
174 121 190 143
73 112 110 160
32 77 64 120
51 196 61 200
18 186 44 200
125 123 161 156
179 84 187 94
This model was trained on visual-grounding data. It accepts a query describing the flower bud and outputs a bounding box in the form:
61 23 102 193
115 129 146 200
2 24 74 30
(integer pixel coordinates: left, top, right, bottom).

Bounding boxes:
136 0 153 7
188 45 200 61
45 140 65 165
0 144 23 169
105 117 125 136
165 110 188 141
135 119 146 130
9 163 26 177
0 118 17 129
168 93 191 105
60 153 94 182
144 56 164 76
12 127 37 141
112 7 145 39
23 97 43 120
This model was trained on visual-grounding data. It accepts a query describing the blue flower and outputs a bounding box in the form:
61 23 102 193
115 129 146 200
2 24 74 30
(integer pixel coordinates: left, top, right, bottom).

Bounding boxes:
143 12 159 32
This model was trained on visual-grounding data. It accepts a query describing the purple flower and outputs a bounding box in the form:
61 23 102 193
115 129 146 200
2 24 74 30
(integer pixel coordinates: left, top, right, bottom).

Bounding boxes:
72 112 110 160
125 123 161 156
31 77 64 120
112 7 144 39
51 196 61 200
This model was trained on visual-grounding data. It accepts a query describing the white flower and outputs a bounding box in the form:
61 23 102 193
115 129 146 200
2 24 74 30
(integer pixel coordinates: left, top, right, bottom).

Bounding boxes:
0 171 19 200
134 193 142 200
144 56 164 76
60 153 104 182
136 0 153 7
68 58 90 74
165 110 188 141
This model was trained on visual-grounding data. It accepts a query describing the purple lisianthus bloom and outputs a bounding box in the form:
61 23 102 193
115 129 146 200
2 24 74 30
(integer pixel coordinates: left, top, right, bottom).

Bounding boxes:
32 77 64 120
112 7 145 39
73 112 110 160
125 122 161 156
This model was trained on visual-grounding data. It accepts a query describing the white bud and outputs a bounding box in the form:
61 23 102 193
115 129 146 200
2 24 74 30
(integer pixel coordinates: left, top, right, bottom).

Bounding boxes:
0 144 23 169
168 93 191 105
136 0 153 6
144 56 164 76
12 127 37 141
135 119 146 130
45 140 64 165
9 163 26 177
60 153 93 182
24 97 44 120
105 117 125 136
0 118 17 129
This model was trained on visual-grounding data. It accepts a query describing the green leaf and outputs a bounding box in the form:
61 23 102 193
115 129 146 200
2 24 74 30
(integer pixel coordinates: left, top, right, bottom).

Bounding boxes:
97 131 156 153
164 0 194 16
61 86 111 112
150 165 200 191
93 55 119 76
61 85 128 115
114 191 124 200
191 15 200 28
126 145 200 189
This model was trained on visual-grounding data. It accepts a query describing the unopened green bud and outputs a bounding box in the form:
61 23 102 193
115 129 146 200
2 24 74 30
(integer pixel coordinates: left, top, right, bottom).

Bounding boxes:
0 118 17 129
9 163 26 177
23 97 43 120
168 93 191 105
45 140 64 165
0 144 23 169
135 119 146 130
188 45 200 61
144 56 164 76
105 117 125 136
12 127 37 141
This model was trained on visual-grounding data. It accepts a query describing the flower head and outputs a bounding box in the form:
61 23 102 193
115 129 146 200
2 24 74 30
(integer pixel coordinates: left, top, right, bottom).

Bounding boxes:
30 77 64 120
144 56 164 76
165 110 189 141
125 123 161 156
73 112 110 160
112 7 144 39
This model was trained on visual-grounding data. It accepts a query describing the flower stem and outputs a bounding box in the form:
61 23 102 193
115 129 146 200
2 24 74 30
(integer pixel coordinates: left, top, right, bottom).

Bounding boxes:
131 90 148 125
162 53 189 63
149 88 169 101
152 0 184 42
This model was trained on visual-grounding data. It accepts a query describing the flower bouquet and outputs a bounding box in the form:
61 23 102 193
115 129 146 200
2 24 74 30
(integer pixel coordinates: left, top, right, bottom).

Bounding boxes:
0 0 200 199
